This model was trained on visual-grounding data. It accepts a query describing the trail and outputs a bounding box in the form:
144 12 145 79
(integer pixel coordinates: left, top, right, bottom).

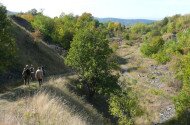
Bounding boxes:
117 43 177 124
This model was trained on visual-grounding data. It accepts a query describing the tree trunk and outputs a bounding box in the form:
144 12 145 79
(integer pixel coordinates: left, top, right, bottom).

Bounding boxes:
82 79 96 101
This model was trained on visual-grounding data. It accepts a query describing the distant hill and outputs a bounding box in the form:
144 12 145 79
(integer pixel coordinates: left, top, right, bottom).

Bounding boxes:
97 17 155 26
7 10 18 15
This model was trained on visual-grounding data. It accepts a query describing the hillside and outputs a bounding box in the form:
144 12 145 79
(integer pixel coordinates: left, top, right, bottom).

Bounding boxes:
0 17 68 85
0 75 106 125
97 18 155 26
0 13 109 125
7 10 18 15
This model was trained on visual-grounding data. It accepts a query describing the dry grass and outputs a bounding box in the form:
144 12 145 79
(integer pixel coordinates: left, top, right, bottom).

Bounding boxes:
0 76 105 125
116 43 179 124
0 92 87 125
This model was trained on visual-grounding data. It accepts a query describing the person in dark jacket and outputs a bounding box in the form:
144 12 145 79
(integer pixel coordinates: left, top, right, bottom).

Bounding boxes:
41 66 45 76
30 64 35 81
22 65 31 85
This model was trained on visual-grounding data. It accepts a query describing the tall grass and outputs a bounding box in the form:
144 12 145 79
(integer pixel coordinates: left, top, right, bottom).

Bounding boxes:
0 76 105 125
0 91 87 125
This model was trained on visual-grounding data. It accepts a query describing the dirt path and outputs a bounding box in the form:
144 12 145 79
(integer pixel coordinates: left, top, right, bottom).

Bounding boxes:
117 43 177 124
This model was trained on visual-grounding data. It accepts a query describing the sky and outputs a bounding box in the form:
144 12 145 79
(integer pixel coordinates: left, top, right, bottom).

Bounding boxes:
1 0 190 20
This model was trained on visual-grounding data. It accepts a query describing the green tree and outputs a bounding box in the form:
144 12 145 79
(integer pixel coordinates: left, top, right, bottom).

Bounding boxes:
52 14 77 50
76 13 99 29
32 14 54 41
130 23 149 35
161 17 169 26
65 28 118 99
0 5 16 72
28 8 38 16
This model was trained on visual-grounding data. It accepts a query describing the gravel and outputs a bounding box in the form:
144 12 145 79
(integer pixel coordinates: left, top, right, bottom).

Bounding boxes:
159 105 176 123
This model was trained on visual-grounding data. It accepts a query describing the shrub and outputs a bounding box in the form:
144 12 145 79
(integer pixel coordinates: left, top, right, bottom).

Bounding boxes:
152 40 180 63
125 40 133 46
140 36 164 56
152 51 170 64
109 91 142 125
110 42 119 52
123 33 130 40
173 54 190 124
174 87 190 116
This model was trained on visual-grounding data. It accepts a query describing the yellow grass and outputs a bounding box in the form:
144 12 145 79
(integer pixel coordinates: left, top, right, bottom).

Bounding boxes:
0 76 105 125
0 92 87 125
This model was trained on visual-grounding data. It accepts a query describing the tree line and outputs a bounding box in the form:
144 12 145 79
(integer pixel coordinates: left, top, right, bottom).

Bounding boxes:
18 9 125 50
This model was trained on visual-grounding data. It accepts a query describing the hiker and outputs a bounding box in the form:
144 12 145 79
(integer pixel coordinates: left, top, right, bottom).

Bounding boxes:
41 66 45 76
30 64 35 81
35 67 43 86
22 65 31 85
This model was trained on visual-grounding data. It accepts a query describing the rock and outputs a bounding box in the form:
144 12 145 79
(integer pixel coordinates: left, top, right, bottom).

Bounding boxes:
159 105 175 123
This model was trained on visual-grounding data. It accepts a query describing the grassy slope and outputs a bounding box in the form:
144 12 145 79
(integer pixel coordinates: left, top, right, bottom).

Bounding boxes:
0 75 106 125
12 19 68 75
0 18 69 85
0 17 108 125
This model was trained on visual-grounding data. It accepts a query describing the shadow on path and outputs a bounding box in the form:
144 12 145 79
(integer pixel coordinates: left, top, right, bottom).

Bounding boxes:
114 55 128 65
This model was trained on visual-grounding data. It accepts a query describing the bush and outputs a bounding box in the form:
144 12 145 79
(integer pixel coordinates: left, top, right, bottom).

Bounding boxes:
109 90 142 125
110 42 119 52
152 41 179 64
173 54 190 124
140 36 164 56
174 87 190 116
123 33 130 40
125 40 133 46
152 51 171 64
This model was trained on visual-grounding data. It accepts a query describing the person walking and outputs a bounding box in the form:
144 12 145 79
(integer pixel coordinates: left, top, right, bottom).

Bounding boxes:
30 64 35 81
35 67 43 86
22 65 31 85
41 66 45 76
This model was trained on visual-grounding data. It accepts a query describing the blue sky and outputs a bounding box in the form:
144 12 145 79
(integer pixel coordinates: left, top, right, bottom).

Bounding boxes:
1 0 190 19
